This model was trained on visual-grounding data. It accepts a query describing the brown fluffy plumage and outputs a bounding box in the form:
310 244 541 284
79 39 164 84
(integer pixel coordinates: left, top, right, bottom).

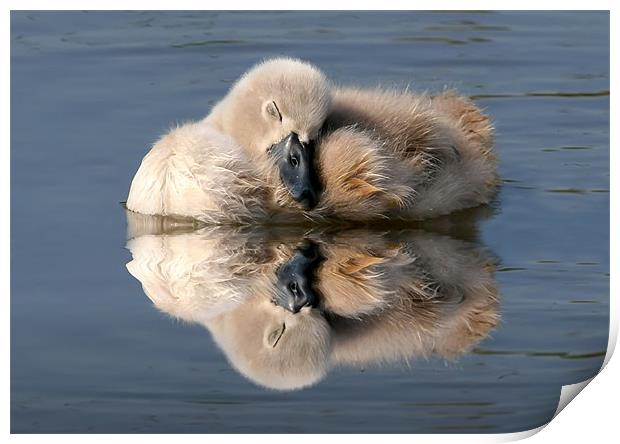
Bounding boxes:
279 88 498 220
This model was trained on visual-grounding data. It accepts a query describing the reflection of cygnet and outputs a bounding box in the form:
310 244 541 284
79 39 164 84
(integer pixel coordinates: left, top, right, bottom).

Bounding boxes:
126 226 259 322
125 219 499 391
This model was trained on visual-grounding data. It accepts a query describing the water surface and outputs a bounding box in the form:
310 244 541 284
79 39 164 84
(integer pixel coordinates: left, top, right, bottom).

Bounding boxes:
11 11 609 433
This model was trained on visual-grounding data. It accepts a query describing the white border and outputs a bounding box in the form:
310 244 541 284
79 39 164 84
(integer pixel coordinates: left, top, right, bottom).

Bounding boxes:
4 2 616 443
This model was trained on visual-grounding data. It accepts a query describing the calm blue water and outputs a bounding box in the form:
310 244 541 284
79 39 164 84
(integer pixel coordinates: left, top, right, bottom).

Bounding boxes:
11 11 609 433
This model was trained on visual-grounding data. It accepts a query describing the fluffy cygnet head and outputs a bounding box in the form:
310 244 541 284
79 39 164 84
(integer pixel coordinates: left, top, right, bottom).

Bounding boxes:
208 294 331 391
207 57 331 210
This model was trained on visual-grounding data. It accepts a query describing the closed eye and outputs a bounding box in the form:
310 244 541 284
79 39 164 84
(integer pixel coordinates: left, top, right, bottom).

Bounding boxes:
268 323 286 348
267 101 282 122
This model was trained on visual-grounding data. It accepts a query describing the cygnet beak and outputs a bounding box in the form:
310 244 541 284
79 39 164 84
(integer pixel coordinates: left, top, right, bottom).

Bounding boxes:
271 132 320 210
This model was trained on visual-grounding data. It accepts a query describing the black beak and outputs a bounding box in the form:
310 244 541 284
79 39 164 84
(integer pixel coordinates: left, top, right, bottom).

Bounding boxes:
271 133 320 210
274 242 323 314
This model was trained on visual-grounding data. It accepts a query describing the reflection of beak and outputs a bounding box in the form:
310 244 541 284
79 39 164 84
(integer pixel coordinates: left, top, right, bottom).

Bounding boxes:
271 133 320 210
275 242 323 314
285 283 315 314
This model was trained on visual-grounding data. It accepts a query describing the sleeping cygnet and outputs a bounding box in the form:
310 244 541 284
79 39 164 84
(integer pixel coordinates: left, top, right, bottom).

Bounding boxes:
127 58 498 224
126 57 331 223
